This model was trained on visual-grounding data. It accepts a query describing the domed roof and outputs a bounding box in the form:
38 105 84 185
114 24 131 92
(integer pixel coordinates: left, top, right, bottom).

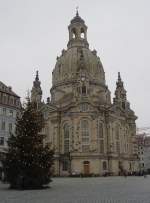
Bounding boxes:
52 47 105 87
70 11 85 24
52 13 106 88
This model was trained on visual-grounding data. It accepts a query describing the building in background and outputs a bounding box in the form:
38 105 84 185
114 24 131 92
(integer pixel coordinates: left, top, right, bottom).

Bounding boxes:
143 136 150 173
136 129 150 174
136 134 145 173
31 12 139 176
0 81 21 179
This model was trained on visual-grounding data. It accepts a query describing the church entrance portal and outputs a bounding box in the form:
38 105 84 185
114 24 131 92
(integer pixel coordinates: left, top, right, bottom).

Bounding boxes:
83 161 90 175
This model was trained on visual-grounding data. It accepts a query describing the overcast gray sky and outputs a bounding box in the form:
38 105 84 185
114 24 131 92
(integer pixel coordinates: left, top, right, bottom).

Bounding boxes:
0 0 150 128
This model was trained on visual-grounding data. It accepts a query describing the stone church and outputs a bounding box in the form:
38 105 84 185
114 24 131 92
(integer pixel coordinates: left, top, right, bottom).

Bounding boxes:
31 12 139 176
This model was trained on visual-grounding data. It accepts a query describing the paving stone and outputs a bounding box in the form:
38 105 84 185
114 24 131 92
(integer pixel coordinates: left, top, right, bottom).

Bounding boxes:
0 176 150 203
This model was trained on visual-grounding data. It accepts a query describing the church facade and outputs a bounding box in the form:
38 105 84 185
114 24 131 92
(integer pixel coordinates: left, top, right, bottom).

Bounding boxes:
31 12 139 176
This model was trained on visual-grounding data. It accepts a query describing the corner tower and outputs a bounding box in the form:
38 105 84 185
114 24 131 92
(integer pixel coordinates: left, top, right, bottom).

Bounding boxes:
113 72 130 110
31 71 42 104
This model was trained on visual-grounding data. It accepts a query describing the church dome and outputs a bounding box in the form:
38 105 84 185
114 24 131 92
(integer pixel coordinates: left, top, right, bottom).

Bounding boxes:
52 12 106 88
52 47 105 86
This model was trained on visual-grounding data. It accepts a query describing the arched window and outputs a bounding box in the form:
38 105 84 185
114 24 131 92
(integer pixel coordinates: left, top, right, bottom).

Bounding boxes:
82 85 86 95
64 124 69 153
98 123 103 138
81 28 85 39
116 125 120 153
103 161 107 170
72 28 77 39
81 120 89 149
62 159 69 171
100 140 104 153
81 120 89 152
98 122 104 153
116 126 119 140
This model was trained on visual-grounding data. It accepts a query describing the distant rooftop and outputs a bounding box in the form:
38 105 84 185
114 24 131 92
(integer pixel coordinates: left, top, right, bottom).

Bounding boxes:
0 81 20 98
137 127 150 136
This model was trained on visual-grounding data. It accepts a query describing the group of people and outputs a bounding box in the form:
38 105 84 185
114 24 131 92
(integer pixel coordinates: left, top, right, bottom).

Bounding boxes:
121 170 148 177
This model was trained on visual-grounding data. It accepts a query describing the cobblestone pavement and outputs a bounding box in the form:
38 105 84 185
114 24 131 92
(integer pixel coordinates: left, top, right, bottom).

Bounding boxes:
0 176 150 203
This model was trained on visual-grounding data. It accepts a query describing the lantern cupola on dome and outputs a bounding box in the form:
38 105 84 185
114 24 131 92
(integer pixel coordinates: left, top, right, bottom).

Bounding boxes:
67 10 89 49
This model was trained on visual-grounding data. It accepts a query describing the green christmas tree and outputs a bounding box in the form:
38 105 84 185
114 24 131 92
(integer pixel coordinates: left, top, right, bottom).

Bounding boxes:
3 100 54 189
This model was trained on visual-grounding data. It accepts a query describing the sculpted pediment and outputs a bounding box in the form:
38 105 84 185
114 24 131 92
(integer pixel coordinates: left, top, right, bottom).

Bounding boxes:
62 102 99 114
40 103 58 113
